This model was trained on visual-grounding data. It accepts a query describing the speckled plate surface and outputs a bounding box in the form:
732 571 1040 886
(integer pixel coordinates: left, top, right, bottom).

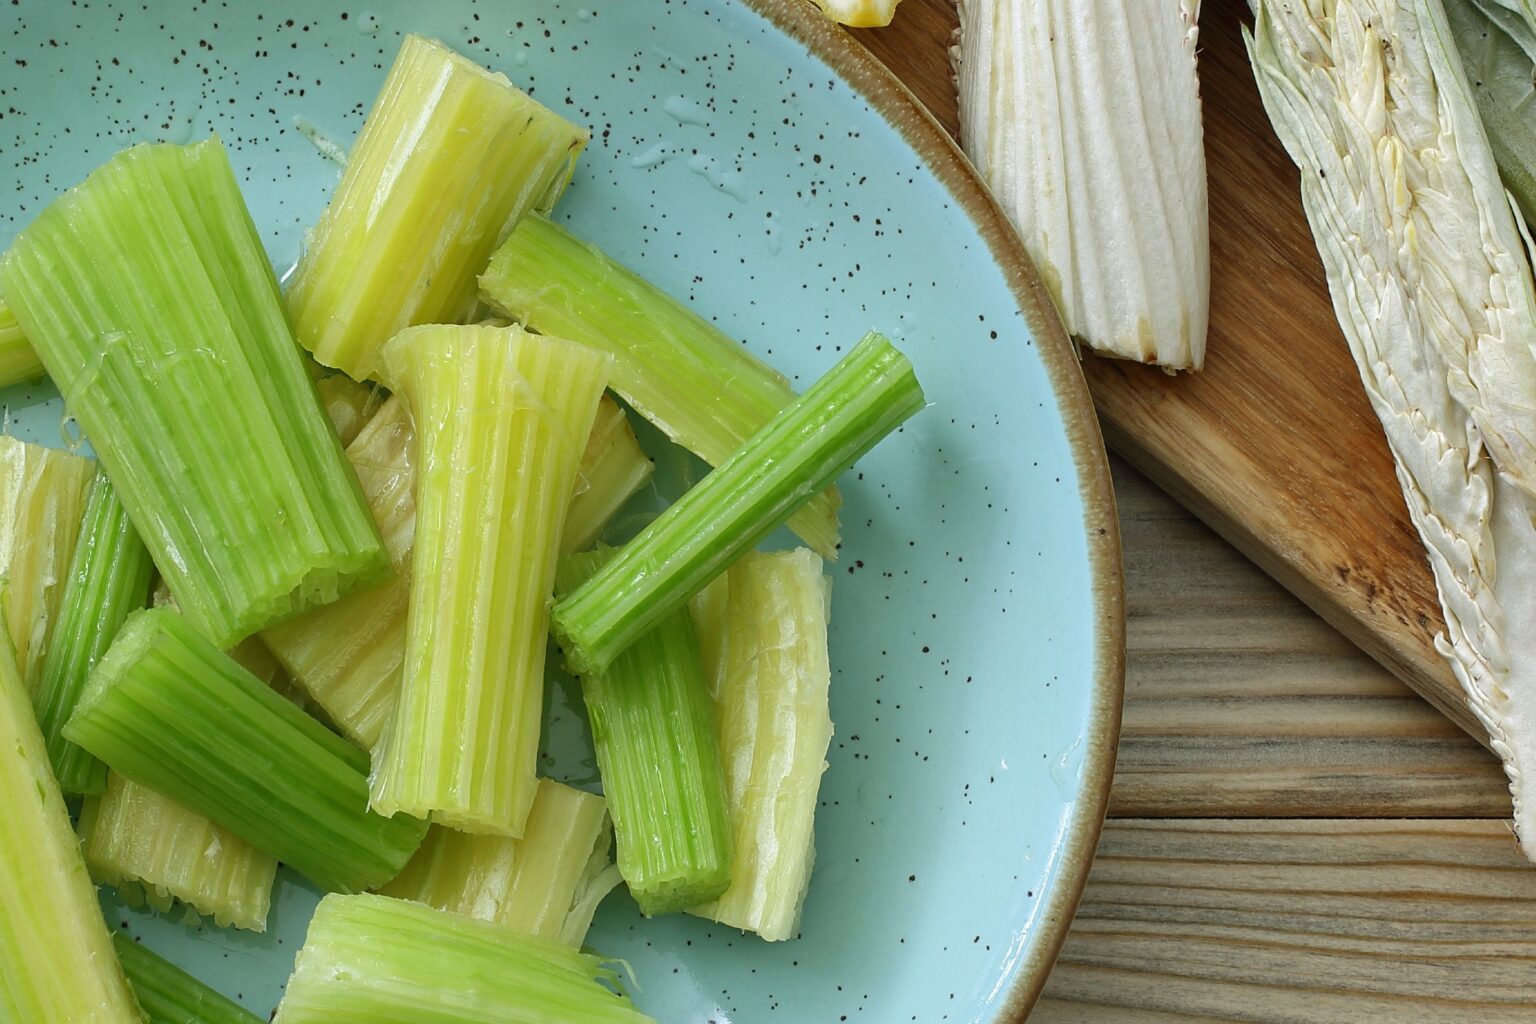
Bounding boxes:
0 1 1122 1020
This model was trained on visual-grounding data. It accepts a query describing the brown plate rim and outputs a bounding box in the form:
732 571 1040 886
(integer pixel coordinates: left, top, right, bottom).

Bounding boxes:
736 1 1127 1018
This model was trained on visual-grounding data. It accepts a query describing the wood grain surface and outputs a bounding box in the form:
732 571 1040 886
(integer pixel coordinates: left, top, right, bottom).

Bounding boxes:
1037 818 1536 1023
852 0 1472 739
1047 465 1521 1022
1107 461 1505 819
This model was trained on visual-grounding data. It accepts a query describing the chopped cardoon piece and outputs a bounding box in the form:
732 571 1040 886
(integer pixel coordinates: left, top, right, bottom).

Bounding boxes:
273 893 654 1024
0 297 44 388
111 933 262 1024
287 35 588 381
553 332 921 676
0 138 387 647
381 778 620 946
33 473 154 794
66 608 427 893
0 436 94 692
480 214 842 557
688 549 832 941
0 631 140 1022
79 772 277 933
556 546 731 916
369 325 609 837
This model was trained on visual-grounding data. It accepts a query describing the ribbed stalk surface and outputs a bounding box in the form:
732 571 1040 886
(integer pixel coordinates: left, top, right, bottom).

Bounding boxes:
287 35 589 381
562 396 654 554
273 893 654 1024
553 331 922 676
556 545 732 915
0 138 387 647
0 435 95 692
65 608 427 893
0 297 44 388
380 777 619 946
111 933 261 1024
266 390 647 749
79 773 276 932
370 324 610 836
0 632 141 1023
33 474 154 794
481 214 843 558
687 549 833 941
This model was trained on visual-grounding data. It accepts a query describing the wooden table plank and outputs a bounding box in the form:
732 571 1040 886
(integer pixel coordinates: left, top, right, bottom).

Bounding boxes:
1037 819 1536 1023
853 0 1472 740
1109 462 1504 818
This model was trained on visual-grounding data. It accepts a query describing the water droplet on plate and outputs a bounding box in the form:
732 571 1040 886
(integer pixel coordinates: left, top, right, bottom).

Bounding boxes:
630 141 674 169
662 95 709 127
1048 736 1084 801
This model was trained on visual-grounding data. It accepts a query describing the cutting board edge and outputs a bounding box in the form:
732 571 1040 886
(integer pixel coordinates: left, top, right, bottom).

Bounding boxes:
1096 407 1487 749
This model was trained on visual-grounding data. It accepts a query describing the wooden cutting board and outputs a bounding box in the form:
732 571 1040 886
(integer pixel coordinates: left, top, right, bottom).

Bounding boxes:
852 0 1476 740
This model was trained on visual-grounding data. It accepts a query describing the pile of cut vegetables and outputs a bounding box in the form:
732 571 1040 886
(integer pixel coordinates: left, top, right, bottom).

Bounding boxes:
0 33 923 1022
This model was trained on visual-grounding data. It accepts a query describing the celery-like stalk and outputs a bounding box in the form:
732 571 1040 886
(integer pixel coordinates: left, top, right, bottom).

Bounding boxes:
380 777 620 946
273 893 654 1024
316 372 382 448
0 297 44 388
369 325 609 836
78 595 285 930
553 332 922 676
0 630 141 1022
287 35 589 382
0 436 95 692
556 546 731 915
79 773 277 932
33 474 154 795
563 396 654 554
112 933 261 1024
65 608 427 893
687 549 832 941
0 138 387 648
262 396 415 748
265 392 645 749
480 215 843 558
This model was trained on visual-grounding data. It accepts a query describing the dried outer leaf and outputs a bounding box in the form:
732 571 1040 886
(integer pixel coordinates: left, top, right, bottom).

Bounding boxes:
1248 0 1536 857
954 0 1209 369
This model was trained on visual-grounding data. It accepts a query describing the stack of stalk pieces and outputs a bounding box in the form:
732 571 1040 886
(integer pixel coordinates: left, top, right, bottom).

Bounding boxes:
0 30 924 1023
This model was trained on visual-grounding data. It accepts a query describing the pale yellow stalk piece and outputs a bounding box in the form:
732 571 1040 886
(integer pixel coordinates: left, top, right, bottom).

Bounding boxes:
810 0 903 26
262 396 415 747
0 630 141 1022
563 396 655 554
78 774 277 932
688 549 832 941
380 778 620 946
287 35 589 381
369 324 610 836
0 436 95 692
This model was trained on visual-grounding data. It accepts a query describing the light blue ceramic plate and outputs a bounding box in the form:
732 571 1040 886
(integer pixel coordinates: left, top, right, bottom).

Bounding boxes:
0 1 1122 1020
